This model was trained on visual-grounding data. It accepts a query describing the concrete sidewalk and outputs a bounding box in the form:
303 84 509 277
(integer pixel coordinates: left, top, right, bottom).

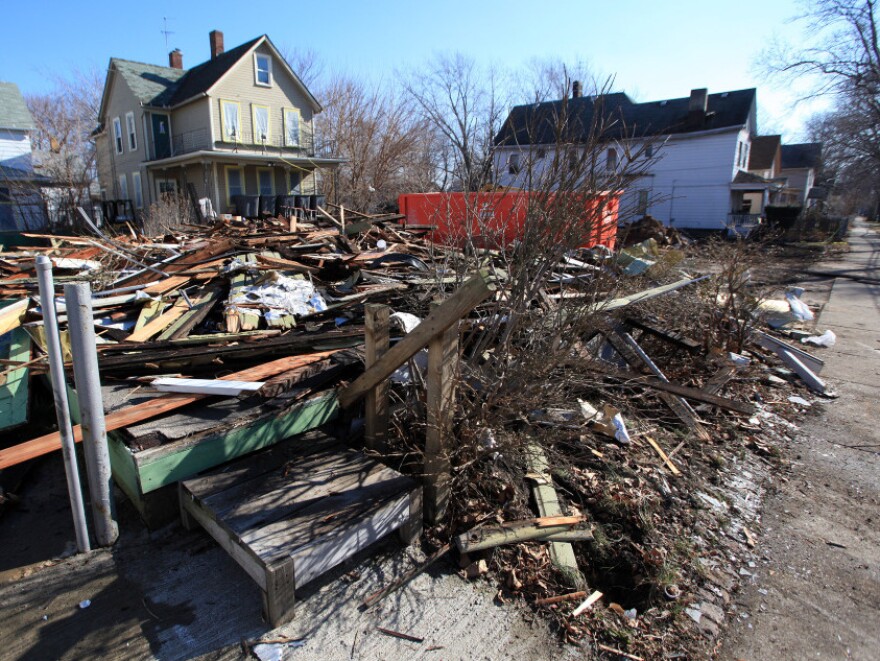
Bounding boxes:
722 219 880 660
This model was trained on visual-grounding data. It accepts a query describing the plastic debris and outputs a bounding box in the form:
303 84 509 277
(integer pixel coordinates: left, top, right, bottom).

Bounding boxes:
801 329 836 348
788 395 811 407
228 273 327 319
78 599 91 609
785 288 814 322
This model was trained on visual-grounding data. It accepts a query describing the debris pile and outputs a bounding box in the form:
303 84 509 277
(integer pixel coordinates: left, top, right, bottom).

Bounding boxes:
0 207 836 657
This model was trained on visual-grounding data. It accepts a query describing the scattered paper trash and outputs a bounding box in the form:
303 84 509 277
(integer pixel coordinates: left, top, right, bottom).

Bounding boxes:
727 352 751 366
785 288 814 322
788 395 811 407
802 329 836 348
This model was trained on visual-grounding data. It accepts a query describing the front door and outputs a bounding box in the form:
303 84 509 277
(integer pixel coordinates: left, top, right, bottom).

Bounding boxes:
152 113 171 159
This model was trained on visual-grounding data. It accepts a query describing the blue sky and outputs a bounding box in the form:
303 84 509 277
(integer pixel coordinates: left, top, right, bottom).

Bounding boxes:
1 0 825 139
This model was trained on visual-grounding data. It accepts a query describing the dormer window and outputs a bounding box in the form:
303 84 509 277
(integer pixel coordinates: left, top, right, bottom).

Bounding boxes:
255 53 272 86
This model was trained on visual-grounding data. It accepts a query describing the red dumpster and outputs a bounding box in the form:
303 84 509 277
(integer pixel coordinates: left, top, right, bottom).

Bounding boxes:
398 191 618 251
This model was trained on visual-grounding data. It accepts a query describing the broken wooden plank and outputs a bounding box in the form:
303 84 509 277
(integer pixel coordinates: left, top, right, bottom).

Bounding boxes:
644 435 681 476
156 284 223 341
150 378 265 396
424 311 457 524
703 365 738 395
0 299 28 336
454 516 591 553
0 351 339 469
126 295 191 342
627 317 701 353
364 304 390 454
338 272 494 409
640 379 756 414
572 590 603 616
775 347 832 396
754 330 824 374
133 297 164 331
525 444 585 588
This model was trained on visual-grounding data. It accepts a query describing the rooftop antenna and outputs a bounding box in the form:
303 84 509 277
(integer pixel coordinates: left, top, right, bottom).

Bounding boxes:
160 17 175 50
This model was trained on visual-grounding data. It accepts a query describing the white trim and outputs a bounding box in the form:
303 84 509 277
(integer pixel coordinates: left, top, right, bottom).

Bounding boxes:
254 52 273 87
113 117 123 155
132 171 143 208
125 111 137 152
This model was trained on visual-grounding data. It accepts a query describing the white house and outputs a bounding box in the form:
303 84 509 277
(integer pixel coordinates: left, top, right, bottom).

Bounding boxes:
493 86 773 232
0 81 48 232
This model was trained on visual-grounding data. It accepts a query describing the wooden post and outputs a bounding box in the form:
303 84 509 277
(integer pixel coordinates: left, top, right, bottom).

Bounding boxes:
424 316 457 524
364 304 390 453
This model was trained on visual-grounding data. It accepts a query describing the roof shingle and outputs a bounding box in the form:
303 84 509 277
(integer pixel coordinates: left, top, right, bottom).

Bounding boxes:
0 82 35 131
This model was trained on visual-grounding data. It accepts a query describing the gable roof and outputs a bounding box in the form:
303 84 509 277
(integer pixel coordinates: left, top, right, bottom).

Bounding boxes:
0 82 35 131
781 143 821 169
749 135 781 170
495 88 756 146
100 35 320 117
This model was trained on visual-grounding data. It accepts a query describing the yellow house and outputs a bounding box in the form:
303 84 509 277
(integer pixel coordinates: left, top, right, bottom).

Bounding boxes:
95 30 342 219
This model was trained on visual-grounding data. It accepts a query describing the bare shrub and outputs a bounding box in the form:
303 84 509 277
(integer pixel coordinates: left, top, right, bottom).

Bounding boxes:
140 193 195 236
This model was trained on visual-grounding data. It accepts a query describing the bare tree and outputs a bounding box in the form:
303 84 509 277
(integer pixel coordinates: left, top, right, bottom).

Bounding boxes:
25 67 102 229
767 0 880 214
277 45 325 88
315 75 439 211
403 53 505 192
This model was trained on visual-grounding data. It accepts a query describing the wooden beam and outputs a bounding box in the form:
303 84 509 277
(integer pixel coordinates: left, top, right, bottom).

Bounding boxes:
126 295 191 342
364 304 390 454
526 444 585 588
337 272 494 409
454 516 591 553
0 299 29 336
157 284 224 341
626 317 701 353
640 378 757 414
0 351 339 469
424 317 457 524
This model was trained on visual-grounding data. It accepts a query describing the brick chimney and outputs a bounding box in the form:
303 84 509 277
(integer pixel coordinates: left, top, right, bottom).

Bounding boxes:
572 80 582 99
687 88 708 129
209 30 224 59
169 49 183 69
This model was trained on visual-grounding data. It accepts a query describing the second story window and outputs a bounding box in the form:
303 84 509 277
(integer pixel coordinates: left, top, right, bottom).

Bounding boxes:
221 100 241 142
284 108 300 147
113 117 123 155
507 153 521 175
125 112 137 152
252 105 269 143
255 53 272 86
606 147 618 171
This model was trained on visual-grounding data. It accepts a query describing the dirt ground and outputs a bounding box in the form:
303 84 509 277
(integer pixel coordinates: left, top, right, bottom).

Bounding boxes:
721 219 880 660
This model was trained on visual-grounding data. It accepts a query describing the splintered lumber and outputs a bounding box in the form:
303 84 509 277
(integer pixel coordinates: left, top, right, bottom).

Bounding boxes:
611 330 711 442
454 516 591 553
703 365 738 395
156 284 223 341
627 317 701 353
142 275 190 296
150 378 265 396
0 299 28 336
364 304 390 453
535 591 587 606
338 272 494 408
594 275 710 312
0 351 338 469
572 590 603 617
133 298 164 331
641 378 757 414
525 445 585 588
644 435 681 475
255 253 318 275
117 238 235 287
126 295 191 342
424 309 457 523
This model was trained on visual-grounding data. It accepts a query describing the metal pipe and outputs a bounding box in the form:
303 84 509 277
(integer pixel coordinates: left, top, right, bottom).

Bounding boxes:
64 282 118 546
35 257 91 553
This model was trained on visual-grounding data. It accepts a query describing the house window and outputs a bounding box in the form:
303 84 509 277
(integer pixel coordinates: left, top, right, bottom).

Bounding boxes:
283 108 300 146
257 168 274 196
636 190 649 215
113 117 123 155
225 166 245 206
252 105 270 144
287 170 301 194
221 100 241 142
645 144 654 159
606 147 618 171
255 53 272 86
125 112 137 151
118 174 128 200
535 147 546 159
132 171 143 208
507 153 521 174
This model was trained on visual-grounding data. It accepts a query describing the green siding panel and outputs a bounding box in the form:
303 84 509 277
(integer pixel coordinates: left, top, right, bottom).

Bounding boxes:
0 328 31 430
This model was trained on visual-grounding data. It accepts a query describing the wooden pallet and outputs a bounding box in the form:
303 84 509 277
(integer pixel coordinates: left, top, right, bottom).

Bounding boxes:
179 432 422 626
